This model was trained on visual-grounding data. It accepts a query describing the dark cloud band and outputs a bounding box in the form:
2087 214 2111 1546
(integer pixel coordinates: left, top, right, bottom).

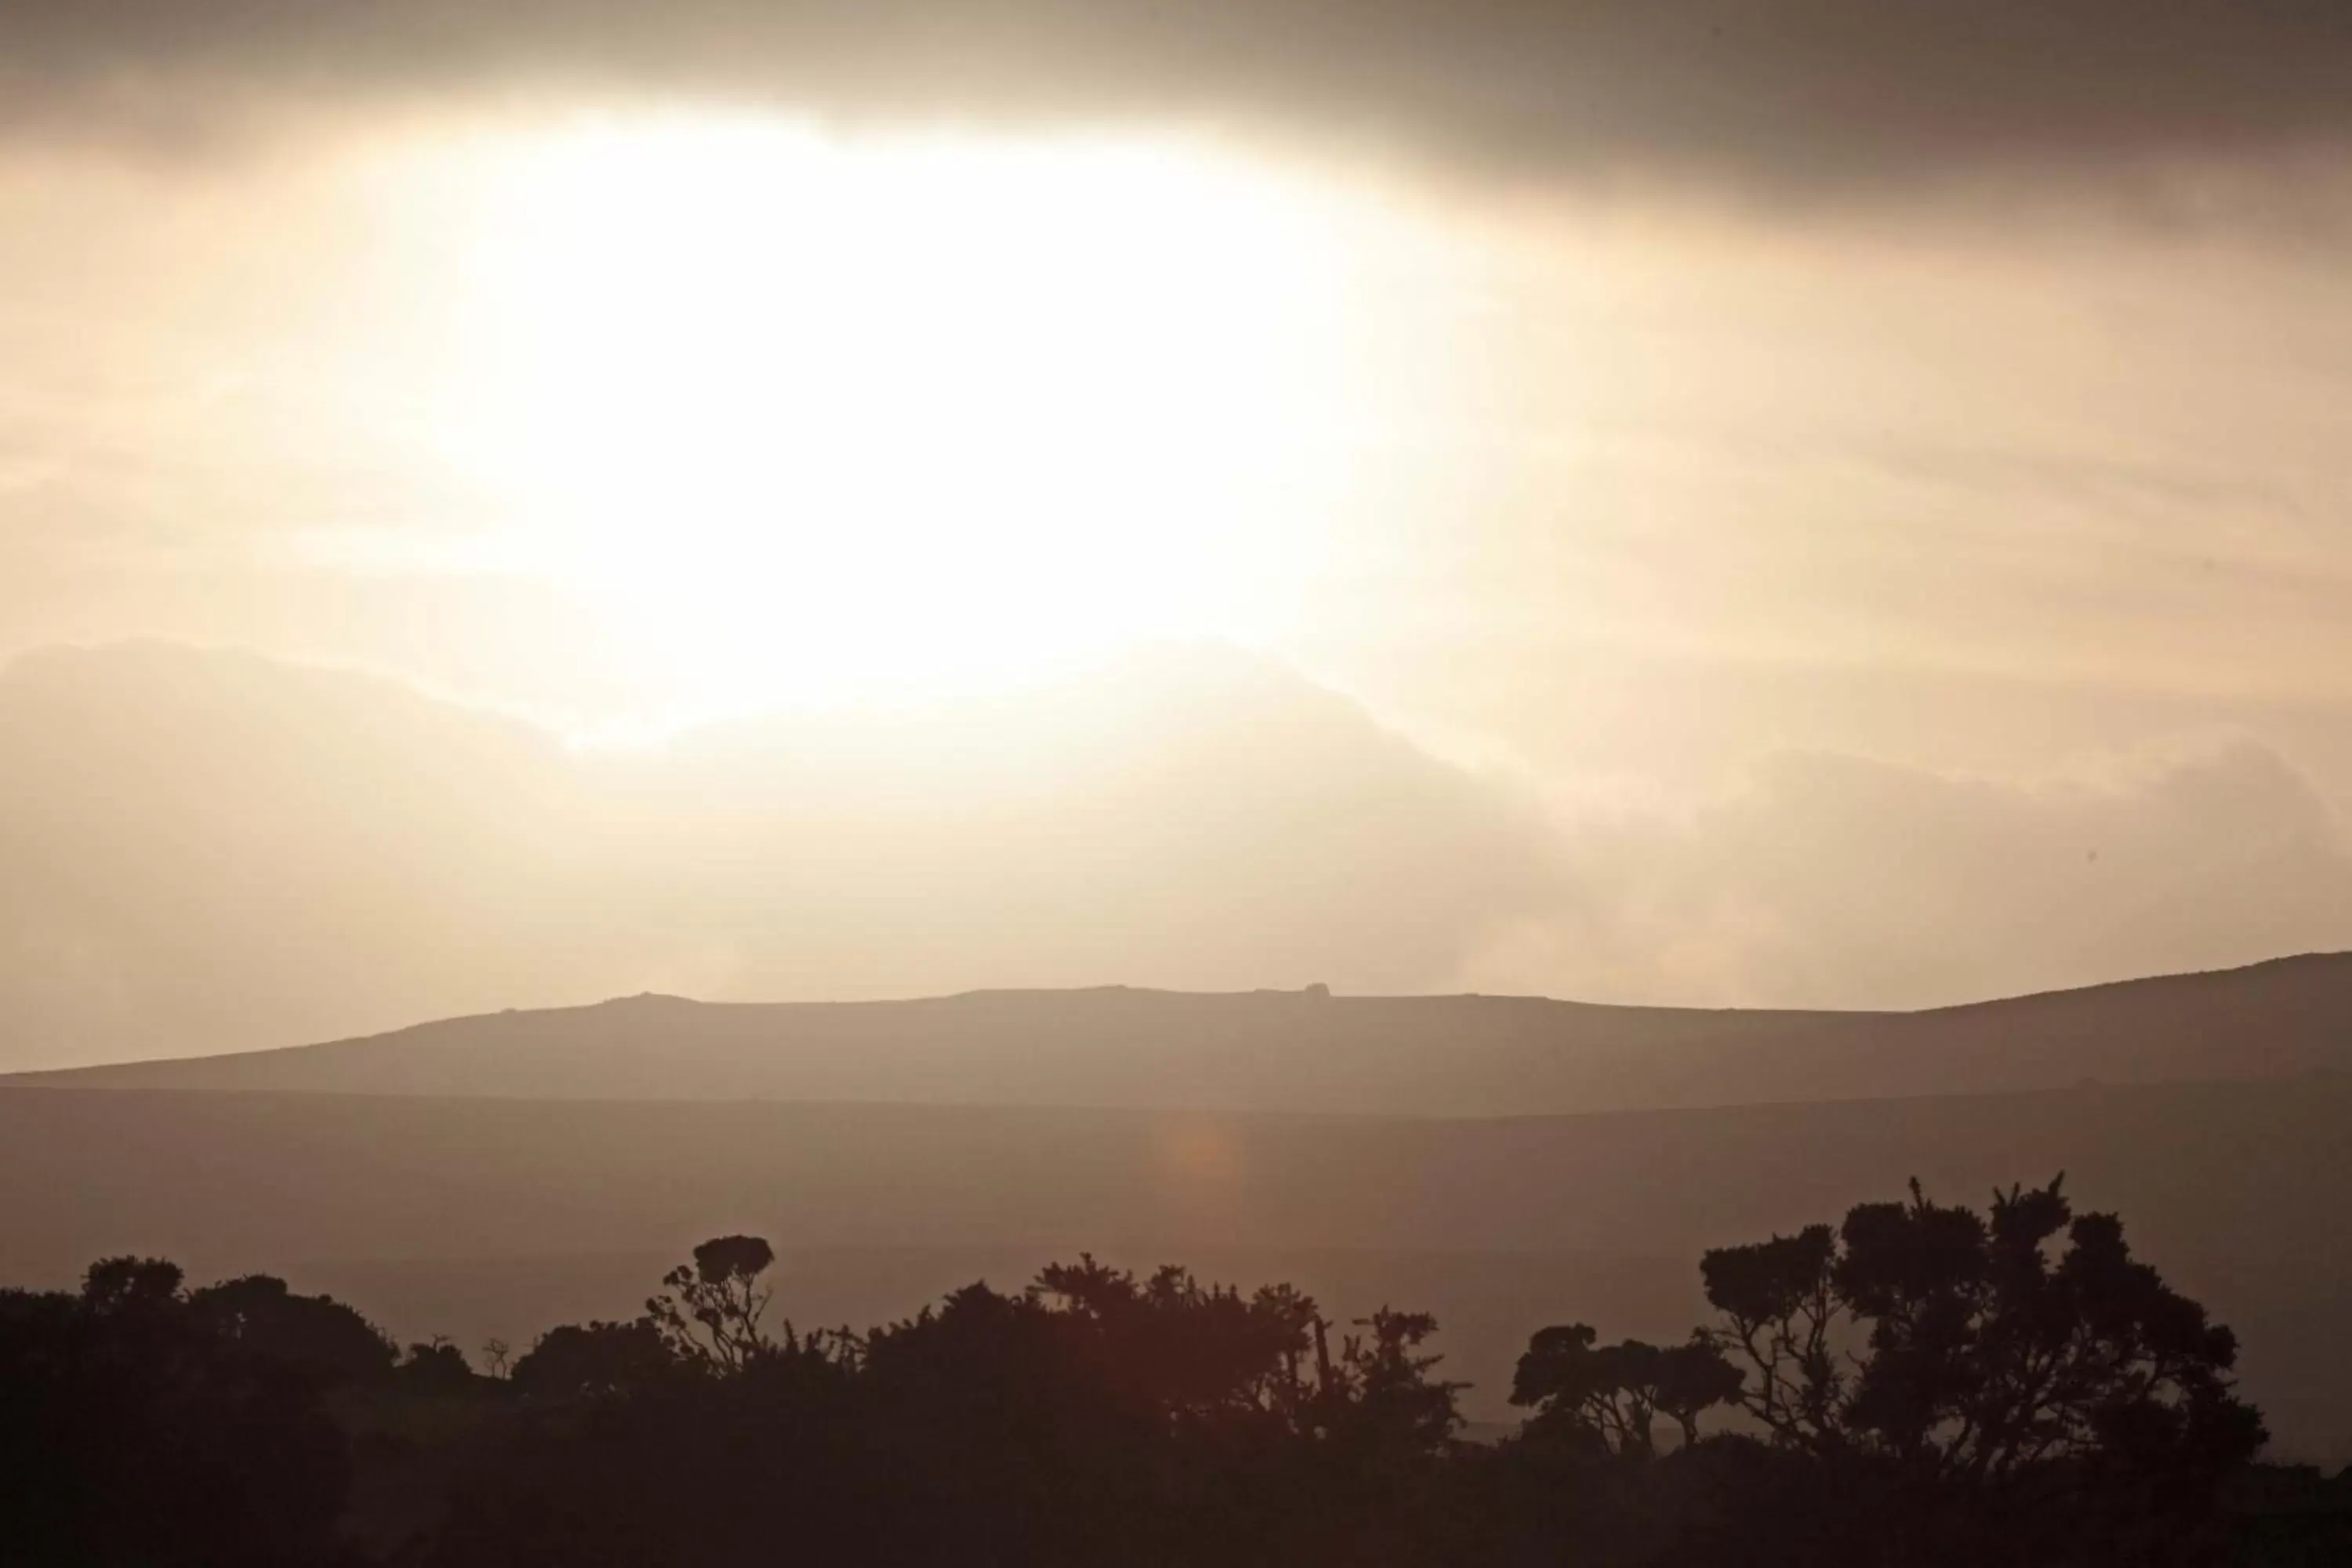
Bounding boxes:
8 2 2352 191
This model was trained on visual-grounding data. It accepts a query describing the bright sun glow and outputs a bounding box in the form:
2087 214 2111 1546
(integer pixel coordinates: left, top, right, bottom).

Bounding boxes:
386 116 1392 713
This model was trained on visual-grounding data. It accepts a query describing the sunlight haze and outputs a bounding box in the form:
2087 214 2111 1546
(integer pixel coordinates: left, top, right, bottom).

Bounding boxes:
6 16 2352 1065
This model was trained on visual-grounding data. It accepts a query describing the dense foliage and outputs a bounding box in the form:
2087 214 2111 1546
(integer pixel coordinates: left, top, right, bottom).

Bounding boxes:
3 1178 2343 1566
0 1258 361 1566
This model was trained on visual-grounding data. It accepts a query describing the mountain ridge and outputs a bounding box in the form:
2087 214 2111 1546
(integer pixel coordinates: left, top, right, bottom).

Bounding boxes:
15 950 2350 1116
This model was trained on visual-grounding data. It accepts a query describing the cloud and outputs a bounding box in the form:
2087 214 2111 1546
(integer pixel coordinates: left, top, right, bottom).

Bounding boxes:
7 2 2352 204
4 641 2350 1069
0 642 1556 1065
1479 742 2352 1010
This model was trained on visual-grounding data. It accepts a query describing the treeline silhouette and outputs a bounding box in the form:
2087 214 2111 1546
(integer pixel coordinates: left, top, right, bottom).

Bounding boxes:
5 1178 2347 1566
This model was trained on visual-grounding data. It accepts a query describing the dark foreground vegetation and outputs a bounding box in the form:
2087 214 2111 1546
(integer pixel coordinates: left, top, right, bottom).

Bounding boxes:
5 1178 2347 1566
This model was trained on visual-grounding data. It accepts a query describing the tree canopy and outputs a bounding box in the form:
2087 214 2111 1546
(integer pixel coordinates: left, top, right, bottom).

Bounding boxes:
1 1178 2328 1568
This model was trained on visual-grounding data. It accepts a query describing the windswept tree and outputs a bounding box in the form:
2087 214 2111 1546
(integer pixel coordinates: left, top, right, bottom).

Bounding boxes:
1695 1221 1846 1445
1695 1177 2262 1477
646 1235 779 1371
1505 1180 2267 1563
1693 1175 2266 1559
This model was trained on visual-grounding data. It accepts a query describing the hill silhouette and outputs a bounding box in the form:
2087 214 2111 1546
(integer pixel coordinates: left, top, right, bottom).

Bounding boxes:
14 953 2352 1113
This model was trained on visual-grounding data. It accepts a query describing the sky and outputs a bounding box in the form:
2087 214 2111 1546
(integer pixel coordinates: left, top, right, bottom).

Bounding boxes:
6 2 2352 1067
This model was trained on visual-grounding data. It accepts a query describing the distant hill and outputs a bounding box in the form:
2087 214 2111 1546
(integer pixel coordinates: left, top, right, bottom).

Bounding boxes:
13 953 2352 1114
2 1073 2347 1458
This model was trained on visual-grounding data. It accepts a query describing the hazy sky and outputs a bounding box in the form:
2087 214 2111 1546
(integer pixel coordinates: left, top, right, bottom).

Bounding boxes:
6 2 2352 1066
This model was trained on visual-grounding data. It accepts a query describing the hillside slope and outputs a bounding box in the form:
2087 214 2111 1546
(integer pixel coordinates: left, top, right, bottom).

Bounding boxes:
14 952 2352 1114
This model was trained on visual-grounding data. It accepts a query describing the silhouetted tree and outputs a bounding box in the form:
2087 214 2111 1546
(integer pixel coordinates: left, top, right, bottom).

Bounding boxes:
646 1235 778 1370
1699 1176 2261 1469
400 1334 477 1388
1512 1324 1740 1455
190 1272 397 1385
510 1317 675 1398
0 1194 2281 1568
437 1243 1465 1568
0 1258 350 1566
1029 1256 1327 1425
1693 1175 2265 1562
83 1254 185 1310
1312 1307 1464 1463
